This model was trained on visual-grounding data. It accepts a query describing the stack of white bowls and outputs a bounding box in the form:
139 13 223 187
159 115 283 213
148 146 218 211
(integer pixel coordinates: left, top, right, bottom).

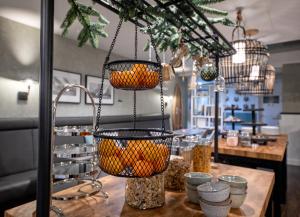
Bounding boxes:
184 172 212 204
219 175 247 208
197 182 231 217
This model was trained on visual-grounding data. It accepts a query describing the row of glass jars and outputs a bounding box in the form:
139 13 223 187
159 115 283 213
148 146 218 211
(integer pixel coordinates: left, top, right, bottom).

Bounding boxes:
125 136 213 209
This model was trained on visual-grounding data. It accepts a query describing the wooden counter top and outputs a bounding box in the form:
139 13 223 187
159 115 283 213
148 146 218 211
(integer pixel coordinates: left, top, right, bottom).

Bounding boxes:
218 135 288 161
5 164 274 217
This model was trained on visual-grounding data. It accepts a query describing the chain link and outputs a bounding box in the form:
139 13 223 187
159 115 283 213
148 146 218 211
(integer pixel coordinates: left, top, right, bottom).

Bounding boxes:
147 22 165 131
133 18 138 128
95 19 123 131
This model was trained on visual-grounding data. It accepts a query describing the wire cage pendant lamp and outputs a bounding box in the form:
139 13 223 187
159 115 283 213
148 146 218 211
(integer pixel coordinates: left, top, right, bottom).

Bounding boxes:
236 64 276 95
220 9 269 86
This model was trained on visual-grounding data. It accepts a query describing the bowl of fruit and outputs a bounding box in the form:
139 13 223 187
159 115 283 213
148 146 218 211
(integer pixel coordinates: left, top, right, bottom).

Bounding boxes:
95 128 173 178
107 60 161 90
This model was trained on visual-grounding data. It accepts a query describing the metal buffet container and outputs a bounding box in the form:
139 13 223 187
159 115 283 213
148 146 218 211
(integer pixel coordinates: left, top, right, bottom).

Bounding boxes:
50 85 108 216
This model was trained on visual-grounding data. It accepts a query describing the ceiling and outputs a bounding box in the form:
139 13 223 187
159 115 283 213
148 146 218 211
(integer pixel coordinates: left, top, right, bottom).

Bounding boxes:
1 0 300 62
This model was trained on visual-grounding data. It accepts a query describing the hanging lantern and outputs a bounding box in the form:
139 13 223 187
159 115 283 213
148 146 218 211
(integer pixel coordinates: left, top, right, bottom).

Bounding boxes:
236 64 276 95
200 61 218 81
220 10 269 85
214 75 225 92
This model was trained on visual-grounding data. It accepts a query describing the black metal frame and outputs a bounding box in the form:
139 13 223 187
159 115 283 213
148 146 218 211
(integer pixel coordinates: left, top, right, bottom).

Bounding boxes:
37 0 54 216
94 0 235 57
37 0 233 215
94 128 174 140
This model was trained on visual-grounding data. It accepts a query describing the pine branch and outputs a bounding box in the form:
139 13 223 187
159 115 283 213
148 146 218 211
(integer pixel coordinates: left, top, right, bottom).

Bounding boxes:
61 0 109 48
193 0 226 5
198 5 228 16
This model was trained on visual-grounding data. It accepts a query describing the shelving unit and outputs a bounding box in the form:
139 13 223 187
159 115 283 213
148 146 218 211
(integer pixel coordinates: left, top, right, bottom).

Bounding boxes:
224 105 243 130
191 85 223 129
242 107 266 135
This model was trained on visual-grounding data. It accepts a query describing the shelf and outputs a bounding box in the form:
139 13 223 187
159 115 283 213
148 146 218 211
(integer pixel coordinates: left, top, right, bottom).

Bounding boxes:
243 108 264 112
193 115 222 118
224 120 243 123
224 108 242 111
241 122 267 126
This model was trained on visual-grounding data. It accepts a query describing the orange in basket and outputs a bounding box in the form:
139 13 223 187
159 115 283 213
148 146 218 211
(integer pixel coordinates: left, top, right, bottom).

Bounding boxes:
98 139 120 157
133 160 154 177
100 156 124 175
157 144 169 158
153 156 167 173
120 147 141 167
144 71 159 88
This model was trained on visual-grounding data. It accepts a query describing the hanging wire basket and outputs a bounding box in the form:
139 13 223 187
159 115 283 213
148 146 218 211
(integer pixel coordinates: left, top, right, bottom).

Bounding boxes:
95 128 173 177
108 60 160 90
220 39 269 85
219 11 269 86
94 18 174 178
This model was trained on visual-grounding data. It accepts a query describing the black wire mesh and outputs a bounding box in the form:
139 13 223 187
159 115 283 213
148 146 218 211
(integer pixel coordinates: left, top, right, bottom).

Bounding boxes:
94 128 173 178
220 39 269 85
107 60 161 90
236 65 276 95
199 59 219 81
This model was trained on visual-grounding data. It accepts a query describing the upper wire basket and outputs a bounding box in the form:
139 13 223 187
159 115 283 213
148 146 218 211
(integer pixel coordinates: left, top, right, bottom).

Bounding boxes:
108 60 160 90
94 18 174 178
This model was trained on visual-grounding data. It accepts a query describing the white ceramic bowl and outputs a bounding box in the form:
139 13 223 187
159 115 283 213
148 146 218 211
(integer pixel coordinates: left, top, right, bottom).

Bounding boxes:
197 182 230 203
199 197 231 217
184 172 212 186
230 186 247 194
231 193 247 208
185 183 199 204
219 175 248 189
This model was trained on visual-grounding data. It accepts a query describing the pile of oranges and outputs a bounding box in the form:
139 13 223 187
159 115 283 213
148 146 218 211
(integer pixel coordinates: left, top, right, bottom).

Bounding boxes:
110 64 159 89
98 139 169 177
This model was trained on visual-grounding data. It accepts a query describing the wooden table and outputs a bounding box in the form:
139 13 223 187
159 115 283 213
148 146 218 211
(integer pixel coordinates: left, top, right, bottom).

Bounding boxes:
5 164 274 217
217 135 288 217
218 135 287 162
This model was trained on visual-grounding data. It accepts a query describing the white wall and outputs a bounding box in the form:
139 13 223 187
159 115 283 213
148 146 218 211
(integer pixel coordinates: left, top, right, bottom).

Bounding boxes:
269 45 300 166
280 115 300 166
0 16 182 119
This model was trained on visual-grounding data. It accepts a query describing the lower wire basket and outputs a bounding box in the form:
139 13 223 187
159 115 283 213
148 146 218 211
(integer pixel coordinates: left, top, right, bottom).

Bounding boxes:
94 128 174 178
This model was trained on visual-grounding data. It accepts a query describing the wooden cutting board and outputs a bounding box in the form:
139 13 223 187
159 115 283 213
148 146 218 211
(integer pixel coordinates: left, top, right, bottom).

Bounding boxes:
172 83 183 130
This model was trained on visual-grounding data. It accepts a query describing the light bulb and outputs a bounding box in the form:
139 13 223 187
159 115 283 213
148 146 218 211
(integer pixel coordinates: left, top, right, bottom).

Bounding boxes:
250 65 260 80
232 41 246 64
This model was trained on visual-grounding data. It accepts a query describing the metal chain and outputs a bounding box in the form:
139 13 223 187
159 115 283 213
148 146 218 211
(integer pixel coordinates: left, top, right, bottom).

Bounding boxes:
133 18 138 128
95 19 123 131
147 22 165 131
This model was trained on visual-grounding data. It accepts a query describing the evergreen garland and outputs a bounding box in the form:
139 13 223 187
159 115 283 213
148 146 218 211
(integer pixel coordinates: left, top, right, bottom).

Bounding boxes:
61 0 232 55
61 0 109 48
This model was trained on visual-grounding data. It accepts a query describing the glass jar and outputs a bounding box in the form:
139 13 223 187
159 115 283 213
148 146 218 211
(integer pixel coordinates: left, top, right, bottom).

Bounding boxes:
192 139 212 173
239 131 251 147
164 156 190 191
226 130 239 146
125 174 165 209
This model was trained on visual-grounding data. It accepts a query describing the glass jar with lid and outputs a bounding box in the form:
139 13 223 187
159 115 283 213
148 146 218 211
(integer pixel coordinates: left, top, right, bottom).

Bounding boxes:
226 130 239 146
239 131 251 146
